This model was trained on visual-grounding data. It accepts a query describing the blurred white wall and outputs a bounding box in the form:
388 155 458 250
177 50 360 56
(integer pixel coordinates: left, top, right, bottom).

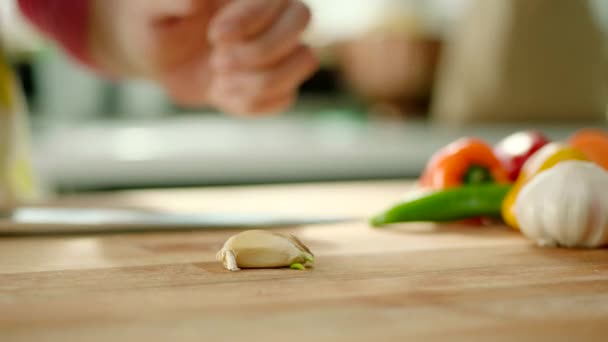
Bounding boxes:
303 0 470 45
304 0 608 44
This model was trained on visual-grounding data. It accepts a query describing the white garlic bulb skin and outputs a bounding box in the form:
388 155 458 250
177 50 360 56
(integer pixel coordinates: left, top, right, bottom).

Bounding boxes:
514 161 608 248
217 230 314 271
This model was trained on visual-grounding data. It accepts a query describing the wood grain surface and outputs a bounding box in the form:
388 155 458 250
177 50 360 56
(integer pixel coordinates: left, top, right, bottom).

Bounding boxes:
1 181 607 342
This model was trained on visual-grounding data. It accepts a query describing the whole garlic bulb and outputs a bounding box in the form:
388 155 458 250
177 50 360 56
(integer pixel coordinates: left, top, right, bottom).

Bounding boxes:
216 230 314 271
514 161 608 248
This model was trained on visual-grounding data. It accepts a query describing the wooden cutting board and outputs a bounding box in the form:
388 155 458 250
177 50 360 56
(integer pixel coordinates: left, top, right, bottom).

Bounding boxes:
1 181 607 342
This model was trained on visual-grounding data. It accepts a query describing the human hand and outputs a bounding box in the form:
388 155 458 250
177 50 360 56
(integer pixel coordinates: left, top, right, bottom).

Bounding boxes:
90 0 318 115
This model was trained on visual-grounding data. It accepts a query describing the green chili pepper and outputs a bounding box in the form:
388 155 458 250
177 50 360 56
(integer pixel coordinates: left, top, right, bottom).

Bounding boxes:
370 184 512 227
463 165 494 184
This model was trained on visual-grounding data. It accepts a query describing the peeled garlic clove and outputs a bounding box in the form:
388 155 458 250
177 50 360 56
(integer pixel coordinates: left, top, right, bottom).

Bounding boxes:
216 230 314 271
514 161 608 248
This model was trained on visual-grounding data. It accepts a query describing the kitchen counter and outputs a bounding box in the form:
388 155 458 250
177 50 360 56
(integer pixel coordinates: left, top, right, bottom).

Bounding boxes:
1 181 607 341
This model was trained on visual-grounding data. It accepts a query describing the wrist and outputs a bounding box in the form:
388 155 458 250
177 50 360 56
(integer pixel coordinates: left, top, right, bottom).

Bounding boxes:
88 0 156 79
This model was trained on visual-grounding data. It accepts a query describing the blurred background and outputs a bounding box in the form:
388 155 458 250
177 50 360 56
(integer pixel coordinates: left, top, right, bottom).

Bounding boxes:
1 0 607 193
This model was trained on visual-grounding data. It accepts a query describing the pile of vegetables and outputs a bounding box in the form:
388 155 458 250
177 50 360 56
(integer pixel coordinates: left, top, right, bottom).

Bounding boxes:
371 128 608 249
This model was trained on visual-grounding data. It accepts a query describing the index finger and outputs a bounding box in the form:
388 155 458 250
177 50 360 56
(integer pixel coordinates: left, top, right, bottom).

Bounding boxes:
208 0 287 44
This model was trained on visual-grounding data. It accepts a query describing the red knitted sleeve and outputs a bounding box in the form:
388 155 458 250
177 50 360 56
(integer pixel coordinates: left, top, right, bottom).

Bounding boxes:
17 0 94 68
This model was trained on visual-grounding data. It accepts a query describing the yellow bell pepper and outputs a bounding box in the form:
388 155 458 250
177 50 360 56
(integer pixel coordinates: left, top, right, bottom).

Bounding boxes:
502 143 588 229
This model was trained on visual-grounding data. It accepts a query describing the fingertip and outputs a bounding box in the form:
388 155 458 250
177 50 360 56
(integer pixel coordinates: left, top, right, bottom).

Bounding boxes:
299 46 320 75
292 1 312 28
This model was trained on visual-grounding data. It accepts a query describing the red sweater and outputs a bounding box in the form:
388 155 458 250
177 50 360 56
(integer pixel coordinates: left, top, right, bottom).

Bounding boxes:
18 0 93 67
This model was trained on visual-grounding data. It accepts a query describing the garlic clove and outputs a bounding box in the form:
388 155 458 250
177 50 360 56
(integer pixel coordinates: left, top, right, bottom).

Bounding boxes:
216 230 314 272
514 161 608 248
